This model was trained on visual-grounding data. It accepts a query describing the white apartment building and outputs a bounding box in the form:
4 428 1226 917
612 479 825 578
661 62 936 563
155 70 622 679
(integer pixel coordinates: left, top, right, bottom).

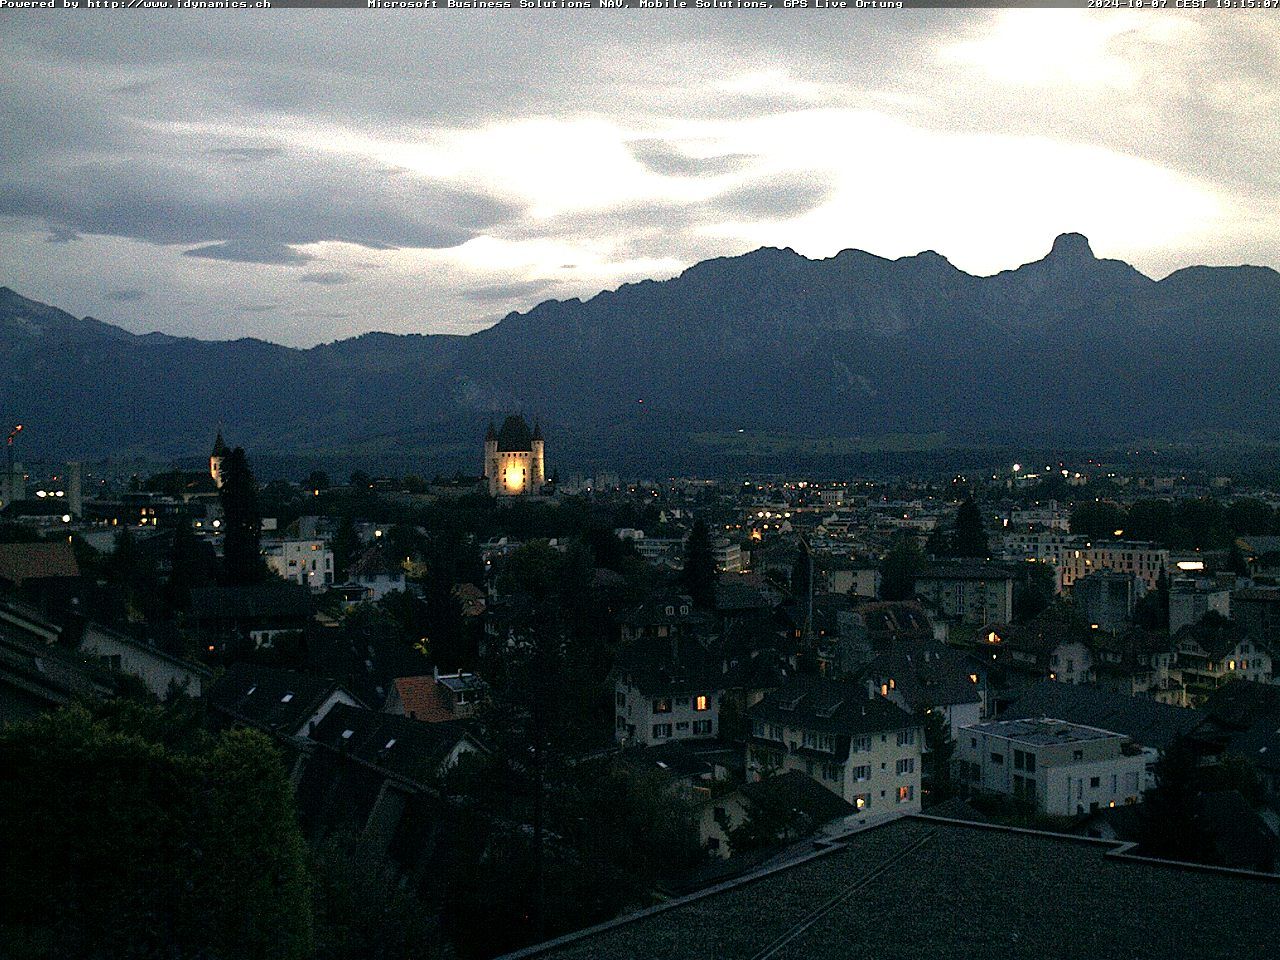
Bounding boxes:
747 676 922 814
264 538 334 592
999 533 1168 592
957 717 1146 816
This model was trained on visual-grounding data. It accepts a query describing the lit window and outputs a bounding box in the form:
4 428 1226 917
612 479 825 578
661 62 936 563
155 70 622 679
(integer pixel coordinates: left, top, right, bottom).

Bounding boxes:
384 739 396 749
695 695 708 711
341 730 354 740
969 674 978 684
880 683 888 697
281 693 293 703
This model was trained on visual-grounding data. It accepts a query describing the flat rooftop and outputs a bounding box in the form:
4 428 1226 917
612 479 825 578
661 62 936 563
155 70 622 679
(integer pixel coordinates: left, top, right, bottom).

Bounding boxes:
504 817 1280 960
965 717 1121 747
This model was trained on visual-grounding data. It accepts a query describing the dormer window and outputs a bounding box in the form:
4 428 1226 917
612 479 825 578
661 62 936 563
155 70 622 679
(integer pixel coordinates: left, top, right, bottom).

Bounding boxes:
665 606 674 616
680 605 689 615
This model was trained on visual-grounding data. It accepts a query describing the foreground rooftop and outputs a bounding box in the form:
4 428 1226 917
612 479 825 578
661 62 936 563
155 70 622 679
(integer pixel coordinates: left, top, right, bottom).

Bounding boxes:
503 817 1280 959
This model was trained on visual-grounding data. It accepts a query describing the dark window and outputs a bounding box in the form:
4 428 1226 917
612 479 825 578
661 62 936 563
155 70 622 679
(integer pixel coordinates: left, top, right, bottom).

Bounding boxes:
991 752 1004 765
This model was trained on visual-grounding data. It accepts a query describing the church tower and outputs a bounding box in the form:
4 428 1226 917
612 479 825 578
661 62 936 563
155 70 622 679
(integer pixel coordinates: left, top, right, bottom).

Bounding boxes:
210 430 230 489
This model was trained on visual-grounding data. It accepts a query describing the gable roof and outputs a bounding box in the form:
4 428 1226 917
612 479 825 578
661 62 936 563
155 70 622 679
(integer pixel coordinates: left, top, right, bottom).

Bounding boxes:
1001 679 1200 751
310 702 479 783
857 641 985 710
209 662 348 735
1172 616 1251 660
615 636 722 697
739 770 855 824
0 541 80 584
749 675 917 737
390 673 486 722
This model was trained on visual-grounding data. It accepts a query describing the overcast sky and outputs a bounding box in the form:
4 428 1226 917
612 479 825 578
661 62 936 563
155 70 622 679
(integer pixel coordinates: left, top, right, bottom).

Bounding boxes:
2 11 1277 347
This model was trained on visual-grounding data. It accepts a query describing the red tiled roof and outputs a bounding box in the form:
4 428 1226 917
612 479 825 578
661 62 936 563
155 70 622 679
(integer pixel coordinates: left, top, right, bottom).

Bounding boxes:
392 675 452 722
0 541 80 584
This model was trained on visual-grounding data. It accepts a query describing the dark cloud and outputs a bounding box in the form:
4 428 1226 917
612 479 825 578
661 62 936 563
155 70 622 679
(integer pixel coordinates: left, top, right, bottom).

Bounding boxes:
0 151 519 264
299 271 354 285
186 241 313 266
105 288 147 302
629 140 755 178
711 175 834 220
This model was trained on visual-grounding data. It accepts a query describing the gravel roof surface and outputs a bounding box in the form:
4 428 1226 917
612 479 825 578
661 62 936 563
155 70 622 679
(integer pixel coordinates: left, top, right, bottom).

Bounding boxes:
518 817 1280 960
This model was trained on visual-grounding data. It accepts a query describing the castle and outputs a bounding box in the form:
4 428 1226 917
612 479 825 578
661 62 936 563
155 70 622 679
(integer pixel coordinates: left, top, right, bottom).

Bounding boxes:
483 415 545 496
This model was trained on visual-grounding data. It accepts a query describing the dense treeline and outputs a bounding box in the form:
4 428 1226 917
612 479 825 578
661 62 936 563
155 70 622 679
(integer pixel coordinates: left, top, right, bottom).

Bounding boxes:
1069 496 1278 550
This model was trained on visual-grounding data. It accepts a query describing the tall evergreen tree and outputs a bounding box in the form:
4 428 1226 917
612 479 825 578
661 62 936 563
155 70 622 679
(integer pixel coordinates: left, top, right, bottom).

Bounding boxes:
880 532 923 602
952 496 989 558
330 515 361 584
682 519 716 608
162 520 204 616
219 447 265 586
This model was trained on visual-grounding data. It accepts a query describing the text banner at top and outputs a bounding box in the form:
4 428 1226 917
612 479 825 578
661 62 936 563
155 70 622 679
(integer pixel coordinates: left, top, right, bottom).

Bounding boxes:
3 0 1270 10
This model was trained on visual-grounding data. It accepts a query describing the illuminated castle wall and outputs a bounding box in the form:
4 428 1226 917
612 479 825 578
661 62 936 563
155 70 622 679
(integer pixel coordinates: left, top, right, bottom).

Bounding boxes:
483 415 544 496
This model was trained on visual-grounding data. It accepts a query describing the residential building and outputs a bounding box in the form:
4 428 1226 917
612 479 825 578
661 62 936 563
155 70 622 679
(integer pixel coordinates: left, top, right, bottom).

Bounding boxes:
1071 570 1139 633
345 545 406 601
957 717 1145 816
383 669 487 722
999 533 1168 592
1170 616 1272 704
264 538 335 592
747 676 922 814
73 620 212 699
914 562 1015 626
1232 586 1280 647
857 641 989 740
189 582 313 658
700 771 854 859
1236 535 1280 582
978 618 1095 686
614 636 722 747
1000 680 1201 786
209 662 360 739
1168 578 1232 635
713 537 743 573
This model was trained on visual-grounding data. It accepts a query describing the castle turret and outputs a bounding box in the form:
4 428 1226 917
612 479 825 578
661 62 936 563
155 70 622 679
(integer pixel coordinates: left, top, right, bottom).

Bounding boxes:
531 420 545 489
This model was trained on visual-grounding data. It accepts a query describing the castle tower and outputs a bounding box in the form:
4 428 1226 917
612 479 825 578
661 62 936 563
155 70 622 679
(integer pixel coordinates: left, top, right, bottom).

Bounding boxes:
483 421 498 490
484 415 544 496
210 430 230 489
531 420 545 489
